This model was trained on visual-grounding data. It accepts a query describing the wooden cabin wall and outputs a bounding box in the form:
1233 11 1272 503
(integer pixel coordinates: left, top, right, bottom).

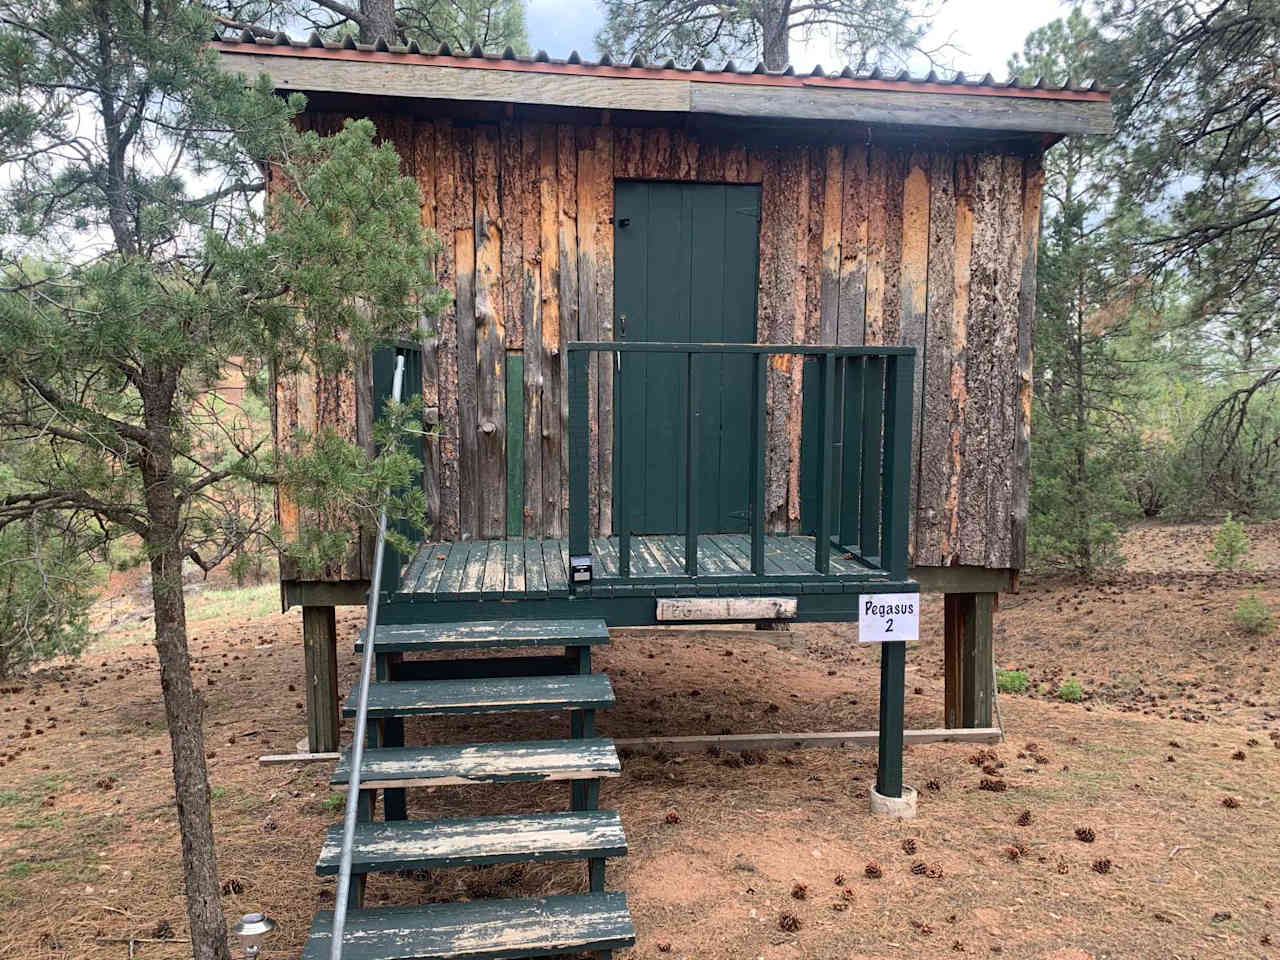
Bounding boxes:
272 109 1043 581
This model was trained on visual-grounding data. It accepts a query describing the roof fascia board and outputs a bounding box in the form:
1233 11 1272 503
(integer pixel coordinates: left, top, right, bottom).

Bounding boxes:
216 48 1111 137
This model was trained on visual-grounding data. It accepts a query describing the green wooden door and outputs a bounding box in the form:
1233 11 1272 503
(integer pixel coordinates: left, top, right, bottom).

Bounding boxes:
612 181 761 535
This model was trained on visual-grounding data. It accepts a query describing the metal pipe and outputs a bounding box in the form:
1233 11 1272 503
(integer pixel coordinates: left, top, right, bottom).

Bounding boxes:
330 352 405 960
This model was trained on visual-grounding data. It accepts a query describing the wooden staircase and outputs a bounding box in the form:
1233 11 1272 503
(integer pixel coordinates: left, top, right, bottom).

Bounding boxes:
304 617 635 960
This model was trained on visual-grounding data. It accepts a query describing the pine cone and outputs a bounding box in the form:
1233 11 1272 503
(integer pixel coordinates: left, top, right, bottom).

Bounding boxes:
1074 826 1096 843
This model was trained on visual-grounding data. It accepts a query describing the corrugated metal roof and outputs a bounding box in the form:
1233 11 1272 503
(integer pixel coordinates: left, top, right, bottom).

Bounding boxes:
212 31 1109 100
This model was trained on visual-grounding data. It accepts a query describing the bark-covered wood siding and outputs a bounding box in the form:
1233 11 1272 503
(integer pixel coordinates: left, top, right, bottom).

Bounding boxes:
273 109 1043 581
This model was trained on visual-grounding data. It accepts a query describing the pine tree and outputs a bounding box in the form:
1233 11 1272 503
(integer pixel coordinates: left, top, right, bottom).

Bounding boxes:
214 0 530 51
1011 11 1141 571
0 3 441 956
595 0 935 72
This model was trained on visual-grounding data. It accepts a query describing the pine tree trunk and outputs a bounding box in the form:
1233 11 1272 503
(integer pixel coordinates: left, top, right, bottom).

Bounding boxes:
359 0 399 43
142 385 231 960
761 0 790 70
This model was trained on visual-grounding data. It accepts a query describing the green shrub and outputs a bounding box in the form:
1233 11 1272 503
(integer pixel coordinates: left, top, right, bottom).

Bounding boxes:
0 519 94 679
1233 593 1275 635
1057 679 1085 703
1208 513 1250 570
997 669 1029 694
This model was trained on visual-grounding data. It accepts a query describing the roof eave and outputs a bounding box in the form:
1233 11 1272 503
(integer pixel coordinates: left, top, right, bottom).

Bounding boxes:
213 43 1113 139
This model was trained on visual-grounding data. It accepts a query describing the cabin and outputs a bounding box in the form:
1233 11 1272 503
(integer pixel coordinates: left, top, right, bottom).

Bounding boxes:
217 34 1110 960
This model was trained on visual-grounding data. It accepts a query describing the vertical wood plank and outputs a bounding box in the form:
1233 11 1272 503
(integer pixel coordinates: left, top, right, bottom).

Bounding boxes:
434 119 462 541
474 125 507 538
595 128 615 537
697 138 727 182
959 153 1002 565
499 119 525 350
614 127 643 179
945 154 976 564
787 148 810 531
576 126 604 534
987 154 1026 568
882 149 905 345
506 354 524 537
837 143 868 346
819 144 844 345
917 151 956 566
900 151 930 560
454 126 480 539
413 120 443 540
1012 152 1044 571
521 122 544 536
864 145 888 344
553 124 578 538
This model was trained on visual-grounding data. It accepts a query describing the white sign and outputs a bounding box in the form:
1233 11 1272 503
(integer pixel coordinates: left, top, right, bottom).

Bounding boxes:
859 593 919 644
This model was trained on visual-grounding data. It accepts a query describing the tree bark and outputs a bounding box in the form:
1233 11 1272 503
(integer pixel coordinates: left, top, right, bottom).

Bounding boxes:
142 378 231 960
359 0 399 43
760 0 791 71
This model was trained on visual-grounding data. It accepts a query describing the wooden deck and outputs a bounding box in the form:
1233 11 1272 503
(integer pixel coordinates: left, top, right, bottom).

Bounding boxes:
397 534 889 602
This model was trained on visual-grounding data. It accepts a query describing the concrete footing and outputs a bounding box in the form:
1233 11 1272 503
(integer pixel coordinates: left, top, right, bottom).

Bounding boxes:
869 785 918 819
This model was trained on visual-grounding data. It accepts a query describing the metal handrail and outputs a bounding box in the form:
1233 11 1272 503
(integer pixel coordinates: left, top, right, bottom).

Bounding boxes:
330 352 405 960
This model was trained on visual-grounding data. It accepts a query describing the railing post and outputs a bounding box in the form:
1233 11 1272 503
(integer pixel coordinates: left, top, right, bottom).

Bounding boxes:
751 352 767 575
814 352 836 574
685 350 698 577
568 346 591 590
880 353 914 581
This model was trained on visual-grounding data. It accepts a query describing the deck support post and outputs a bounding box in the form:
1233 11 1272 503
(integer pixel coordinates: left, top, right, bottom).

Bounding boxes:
302 605 340 754
943 592 996 728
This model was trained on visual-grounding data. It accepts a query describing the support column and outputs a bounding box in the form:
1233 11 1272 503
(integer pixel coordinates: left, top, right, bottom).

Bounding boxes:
943 592 995 729
302 605 339 754
875 639 906 799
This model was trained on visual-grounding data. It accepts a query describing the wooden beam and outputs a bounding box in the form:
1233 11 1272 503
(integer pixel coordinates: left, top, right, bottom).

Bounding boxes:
259 727 1002 766
943 591 996 729
217 50 1112 137
910 565 1013 594
615 727 1000 753
283 579 369 609
656 596 797 621
302 605 340 753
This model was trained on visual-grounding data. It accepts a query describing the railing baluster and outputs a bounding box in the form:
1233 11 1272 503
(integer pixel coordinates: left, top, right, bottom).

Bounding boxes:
567 347 591 590
880 354 914 580
859 356 884 566
815 352 836 574
840 357 863 550
751 352 767 575
685 350 698 577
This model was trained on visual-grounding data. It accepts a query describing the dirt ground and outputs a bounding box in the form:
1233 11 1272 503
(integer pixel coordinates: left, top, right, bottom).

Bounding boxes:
1 523 1278 960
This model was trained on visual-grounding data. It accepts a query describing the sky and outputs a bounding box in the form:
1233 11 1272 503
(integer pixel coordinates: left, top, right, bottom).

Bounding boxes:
524 0 1071 78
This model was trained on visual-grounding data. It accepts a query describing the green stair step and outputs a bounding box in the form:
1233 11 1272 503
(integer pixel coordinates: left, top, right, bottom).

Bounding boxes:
302 893 634 960
358 618 609 653
343 674 614 718
332 738 621 789
316 810 626 876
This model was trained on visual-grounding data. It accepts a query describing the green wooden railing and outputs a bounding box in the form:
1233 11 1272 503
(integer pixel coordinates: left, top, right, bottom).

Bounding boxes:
567 342 916 588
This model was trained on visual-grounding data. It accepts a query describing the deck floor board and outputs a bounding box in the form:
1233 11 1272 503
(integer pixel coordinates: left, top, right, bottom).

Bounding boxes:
398 534 886 601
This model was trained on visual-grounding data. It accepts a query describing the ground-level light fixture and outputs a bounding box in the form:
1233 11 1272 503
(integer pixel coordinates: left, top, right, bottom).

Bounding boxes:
232 912 277 958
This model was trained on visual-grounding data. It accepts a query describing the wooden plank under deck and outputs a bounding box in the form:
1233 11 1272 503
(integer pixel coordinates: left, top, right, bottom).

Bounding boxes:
397 534 890 602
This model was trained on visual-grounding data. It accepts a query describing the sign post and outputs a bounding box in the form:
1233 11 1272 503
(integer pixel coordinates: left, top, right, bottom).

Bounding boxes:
861 592 918 809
